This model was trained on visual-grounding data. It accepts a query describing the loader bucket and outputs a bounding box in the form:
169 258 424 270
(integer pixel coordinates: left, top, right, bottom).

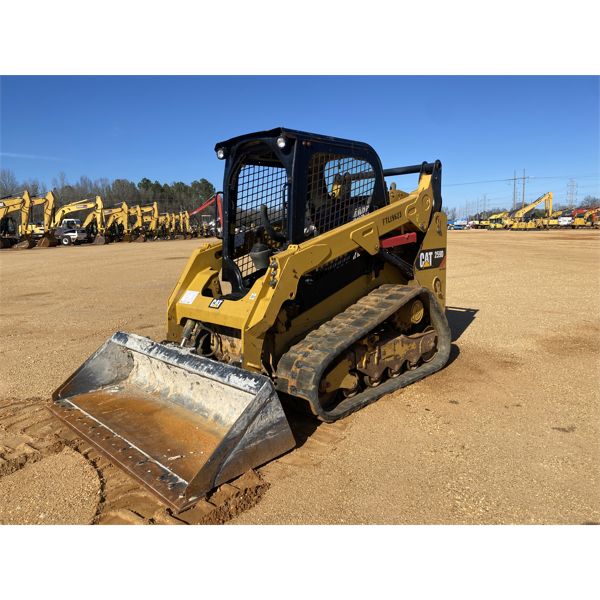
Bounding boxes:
50 332 295 511
92 233 107 244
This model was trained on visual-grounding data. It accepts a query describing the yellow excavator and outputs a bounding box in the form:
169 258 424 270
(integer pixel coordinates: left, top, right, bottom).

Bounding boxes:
572 207 599 228
487 211 510 229
80 196 108 244
0 190 54 249
50 197 102 245
156 212 177 239
509 192 553 230
537 208 567 229
128 205 147 241
103 202 130 241
133 202 159 241
179 210 192 238
0 194 28 248
29 191 59 247
51 128 451 513
8 190 38 249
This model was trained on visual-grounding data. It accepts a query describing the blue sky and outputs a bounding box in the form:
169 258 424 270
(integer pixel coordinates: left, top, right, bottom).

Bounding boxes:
1 76 598 214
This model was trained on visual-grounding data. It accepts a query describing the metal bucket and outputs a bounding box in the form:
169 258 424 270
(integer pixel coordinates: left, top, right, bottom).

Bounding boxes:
50 332 295 511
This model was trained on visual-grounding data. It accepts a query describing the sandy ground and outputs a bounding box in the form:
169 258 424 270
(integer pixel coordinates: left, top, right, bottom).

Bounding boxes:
1 231 599 524
0 448 99 524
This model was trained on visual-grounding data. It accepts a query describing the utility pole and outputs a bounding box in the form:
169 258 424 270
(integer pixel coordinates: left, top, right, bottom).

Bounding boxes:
566 179 577 209
521 168 527 208
482 193 487 215
512 170 517 211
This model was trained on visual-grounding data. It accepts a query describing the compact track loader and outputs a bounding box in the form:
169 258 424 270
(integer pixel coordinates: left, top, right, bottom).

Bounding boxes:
51 128 451 511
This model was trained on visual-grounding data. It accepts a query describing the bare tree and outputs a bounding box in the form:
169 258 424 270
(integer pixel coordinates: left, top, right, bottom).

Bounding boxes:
0 168 19 197
581 195 600 208
446 207 458 221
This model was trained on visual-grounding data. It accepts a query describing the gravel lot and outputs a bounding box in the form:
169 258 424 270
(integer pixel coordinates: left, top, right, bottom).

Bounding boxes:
1 231 598 524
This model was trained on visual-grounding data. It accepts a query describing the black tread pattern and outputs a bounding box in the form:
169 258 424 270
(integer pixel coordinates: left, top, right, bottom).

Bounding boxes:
275 284 451 422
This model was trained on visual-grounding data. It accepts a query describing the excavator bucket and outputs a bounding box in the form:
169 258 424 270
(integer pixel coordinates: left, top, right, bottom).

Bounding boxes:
49 332 295 511
36 233 58 248
92 233 107 244
13 237 36 249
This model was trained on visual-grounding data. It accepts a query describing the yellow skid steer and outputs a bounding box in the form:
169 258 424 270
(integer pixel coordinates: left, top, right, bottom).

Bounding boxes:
51 128 451 512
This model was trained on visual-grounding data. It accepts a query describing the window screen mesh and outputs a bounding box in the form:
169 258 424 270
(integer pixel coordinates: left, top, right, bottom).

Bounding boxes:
233 163 288 277
305 154 375 237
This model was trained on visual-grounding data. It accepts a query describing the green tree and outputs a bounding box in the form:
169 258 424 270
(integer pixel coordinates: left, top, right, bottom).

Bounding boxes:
191 178 216 203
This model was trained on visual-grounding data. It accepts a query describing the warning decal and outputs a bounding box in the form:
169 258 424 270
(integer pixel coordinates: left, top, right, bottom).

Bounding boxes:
179 290 199 305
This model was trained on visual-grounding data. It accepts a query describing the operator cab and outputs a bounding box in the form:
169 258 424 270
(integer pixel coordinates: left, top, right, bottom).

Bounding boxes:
214 128 387 297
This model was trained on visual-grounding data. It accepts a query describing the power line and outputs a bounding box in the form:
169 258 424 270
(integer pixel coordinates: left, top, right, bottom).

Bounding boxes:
445 173 599 187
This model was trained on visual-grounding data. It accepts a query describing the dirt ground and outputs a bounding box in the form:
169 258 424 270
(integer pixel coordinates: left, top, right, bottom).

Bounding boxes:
1 230 599 524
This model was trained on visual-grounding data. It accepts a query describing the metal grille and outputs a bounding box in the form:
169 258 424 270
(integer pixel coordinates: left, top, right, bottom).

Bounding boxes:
233 163 288 277
305 153 375 238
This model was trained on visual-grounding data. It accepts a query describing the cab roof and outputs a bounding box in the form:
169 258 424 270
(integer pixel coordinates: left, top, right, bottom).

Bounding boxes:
214 127 377 155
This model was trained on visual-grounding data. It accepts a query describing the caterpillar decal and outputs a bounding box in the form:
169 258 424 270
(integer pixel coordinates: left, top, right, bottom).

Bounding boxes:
416 248 446 270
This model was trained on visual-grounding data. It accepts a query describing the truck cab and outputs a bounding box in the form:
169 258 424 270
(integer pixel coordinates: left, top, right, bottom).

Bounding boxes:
55 218 88 245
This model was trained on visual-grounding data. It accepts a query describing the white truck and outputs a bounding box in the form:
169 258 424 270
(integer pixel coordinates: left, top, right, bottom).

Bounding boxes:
54 218 89 245
557 215 574 227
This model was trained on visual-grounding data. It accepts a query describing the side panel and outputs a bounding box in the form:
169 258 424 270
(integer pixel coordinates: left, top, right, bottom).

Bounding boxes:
413 211 447 309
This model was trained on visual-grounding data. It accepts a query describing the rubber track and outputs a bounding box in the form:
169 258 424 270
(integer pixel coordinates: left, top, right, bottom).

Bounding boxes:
275 284 452 422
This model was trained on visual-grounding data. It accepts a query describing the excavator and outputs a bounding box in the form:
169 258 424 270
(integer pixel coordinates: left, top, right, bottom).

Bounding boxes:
50 196 104 245
538 208 568 229
571 207 599 228
190 192 223 237
7 190 37 249
134 202 159 241
155 213 172 239
128 205 147 241
103 202 130 241
29 191 59 247
190 193 222 234
509 192 553 230
487 211 510 229
80 196 109 244
0 194 28 248
50 128 451 513
179 211 193 238
0 190 52 249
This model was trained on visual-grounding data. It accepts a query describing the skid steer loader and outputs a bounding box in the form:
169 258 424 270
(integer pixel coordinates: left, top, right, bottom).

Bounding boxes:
50 128 451 512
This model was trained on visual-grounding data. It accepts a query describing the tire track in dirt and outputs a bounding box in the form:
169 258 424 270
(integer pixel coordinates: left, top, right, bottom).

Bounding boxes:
0 398 271 525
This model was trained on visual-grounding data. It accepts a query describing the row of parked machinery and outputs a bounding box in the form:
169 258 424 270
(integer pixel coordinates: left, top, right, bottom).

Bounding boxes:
0 190 198 248
449 192 599 230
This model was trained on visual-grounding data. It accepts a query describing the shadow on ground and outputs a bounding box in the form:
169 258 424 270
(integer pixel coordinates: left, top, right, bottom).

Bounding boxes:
446 306 479 342
278 307 479 450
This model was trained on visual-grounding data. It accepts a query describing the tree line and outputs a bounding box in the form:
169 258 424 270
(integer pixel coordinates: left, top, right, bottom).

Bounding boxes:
0 168 216 217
